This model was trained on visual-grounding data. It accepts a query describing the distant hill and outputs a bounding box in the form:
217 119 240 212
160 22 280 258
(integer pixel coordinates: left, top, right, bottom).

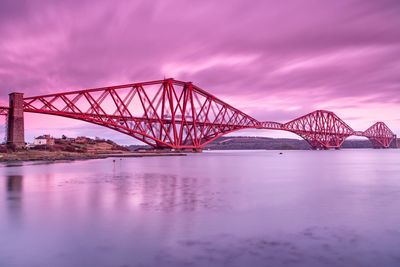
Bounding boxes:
206 136 310 150
128 136 399 151
206 136 399 150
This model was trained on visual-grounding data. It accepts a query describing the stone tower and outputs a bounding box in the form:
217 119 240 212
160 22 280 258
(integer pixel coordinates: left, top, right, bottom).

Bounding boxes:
7 93 25 149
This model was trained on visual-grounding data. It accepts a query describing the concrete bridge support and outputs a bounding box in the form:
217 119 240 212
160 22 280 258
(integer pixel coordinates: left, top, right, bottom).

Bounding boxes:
7 93 25 149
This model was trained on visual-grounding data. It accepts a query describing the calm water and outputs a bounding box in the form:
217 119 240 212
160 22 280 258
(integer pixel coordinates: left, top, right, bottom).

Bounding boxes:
1 150 400 267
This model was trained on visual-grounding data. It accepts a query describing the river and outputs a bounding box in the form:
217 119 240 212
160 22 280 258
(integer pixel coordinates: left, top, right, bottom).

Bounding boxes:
1 150 400 267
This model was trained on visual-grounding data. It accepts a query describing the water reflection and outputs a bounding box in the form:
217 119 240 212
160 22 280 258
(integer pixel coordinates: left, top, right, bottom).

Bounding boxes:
6 175 23 225
141 173 179 212
126 172 226 213
1 151 400 267
140 173 203 212
7 175 23 192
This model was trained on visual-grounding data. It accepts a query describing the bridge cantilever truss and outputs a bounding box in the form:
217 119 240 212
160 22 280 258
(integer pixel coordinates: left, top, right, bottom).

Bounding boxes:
0 107 8 116
282 110 355 149
22 79 259 149
363 122 396 148
1 79 397 150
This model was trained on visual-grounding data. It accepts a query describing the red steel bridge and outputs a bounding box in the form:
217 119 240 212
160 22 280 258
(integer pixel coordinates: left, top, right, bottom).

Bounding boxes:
0 78 397 150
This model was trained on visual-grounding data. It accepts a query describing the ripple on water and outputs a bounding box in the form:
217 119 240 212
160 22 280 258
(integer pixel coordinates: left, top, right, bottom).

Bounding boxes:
151 227 400 267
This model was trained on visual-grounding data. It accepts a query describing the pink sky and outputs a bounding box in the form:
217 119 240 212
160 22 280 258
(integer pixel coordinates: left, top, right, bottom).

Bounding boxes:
0 0 399 144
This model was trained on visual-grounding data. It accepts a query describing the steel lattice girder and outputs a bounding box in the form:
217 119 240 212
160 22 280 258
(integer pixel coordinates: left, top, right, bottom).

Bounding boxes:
0 107 9 116
13 79 397 150
363 122 396 148
282 110 355 149
259 121 283 130
22 79 259 149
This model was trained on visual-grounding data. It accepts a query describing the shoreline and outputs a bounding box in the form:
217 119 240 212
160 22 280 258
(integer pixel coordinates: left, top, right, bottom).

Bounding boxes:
0 151 187 163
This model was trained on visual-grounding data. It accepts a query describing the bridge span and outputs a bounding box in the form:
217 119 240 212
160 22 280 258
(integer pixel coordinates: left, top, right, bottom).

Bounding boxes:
0 79 397 150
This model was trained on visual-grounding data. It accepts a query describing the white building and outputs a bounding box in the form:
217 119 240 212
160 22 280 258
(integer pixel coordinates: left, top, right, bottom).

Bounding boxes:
33 135 55 146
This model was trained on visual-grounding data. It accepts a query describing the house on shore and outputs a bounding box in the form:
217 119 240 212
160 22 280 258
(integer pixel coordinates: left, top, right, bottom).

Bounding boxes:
33 135 55 146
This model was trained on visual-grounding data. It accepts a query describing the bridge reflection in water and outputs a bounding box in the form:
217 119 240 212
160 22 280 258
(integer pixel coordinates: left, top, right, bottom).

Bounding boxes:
0 79 397 150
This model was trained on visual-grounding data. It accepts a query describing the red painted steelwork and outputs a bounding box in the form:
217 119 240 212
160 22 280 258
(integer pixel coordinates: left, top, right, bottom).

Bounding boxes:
363 122 396 148
12 79 397 150
22 79 259 149
0 106 9 116
259 121 283 130
283 110 355 149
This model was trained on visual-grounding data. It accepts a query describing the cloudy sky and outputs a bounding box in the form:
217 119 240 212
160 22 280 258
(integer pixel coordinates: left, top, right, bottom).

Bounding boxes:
0 0 399 144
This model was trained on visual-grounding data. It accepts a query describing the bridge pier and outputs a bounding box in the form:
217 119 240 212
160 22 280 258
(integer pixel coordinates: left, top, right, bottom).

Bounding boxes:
7 93 25 149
